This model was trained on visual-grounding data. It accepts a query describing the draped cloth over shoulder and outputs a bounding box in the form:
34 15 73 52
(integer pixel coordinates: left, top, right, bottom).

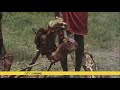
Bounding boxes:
55 12 88 36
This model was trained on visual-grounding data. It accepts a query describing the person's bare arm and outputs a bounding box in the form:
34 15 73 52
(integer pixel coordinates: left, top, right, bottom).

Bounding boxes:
55 12 63 17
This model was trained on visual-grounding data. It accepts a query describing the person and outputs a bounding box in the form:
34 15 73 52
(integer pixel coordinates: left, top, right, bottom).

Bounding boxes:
0 12 6 60
0 12 3 57
0 12 7 70
55 12 88 77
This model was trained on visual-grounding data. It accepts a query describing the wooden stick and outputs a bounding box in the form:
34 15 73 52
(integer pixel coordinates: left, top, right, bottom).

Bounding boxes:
9 51 41 78
9 62 41 78
27 51 41 71
21 62 40 71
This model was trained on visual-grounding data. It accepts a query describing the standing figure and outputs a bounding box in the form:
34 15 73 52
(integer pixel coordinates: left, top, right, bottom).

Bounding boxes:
0 12 7 71
55 12 88 78
0 12 6 60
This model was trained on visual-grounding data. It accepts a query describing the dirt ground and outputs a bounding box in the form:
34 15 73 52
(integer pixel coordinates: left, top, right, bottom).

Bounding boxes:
11 47 120 78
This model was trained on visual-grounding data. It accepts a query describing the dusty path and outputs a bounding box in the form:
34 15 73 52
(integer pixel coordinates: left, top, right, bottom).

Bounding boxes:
11 48 120 78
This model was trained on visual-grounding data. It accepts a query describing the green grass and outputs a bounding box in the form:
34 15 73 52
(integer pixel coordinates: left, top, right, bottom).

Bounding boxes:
85 12 120 50
2 12 54 63
1 12 120 71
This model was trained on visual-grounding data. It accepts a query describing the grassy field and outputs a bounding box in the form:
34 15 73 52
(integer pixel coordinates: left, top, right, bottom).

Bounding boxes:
1 12 120 74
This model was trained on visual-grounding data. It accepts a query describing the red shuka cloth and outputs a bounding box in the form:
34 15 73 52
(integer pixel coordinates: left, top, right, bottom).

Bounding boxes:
55 12 88 36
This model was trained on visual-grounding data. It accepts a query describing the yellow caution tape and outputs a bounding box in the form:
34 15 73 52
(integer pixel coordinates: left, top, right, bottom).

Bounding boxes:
0 71 120 75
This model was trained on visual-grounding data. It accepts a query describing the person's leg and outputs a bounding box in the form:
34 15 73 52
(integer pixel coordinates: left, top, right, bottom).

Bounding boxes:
59 37 68 71
55 12 63 17
74 34 84 71
46 32 56 53
60 57 68 71
55 12 69 77
59 37 70 78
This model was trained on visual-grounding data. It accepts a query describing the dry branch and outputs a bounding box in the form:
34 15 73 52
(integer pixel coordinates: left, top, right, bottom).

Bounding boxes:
27 51 41 71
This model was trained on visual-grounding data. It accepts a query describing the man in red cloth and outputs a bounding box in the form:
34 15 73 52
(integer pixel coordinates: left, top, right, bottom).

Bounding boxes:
55 12 88 76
